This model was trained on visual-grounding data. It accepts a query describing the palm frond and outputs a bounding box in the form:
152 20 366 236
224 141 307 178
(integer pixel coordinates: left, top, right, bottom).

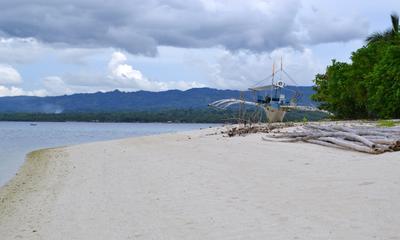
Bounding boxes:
366 13 399 44
366 30 394 44
366 32 384 43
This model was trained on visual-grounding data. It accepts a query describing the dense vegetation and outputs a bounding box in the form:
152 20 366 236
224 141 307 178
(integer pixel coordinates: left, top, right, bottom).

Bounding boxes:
0 109 327 123
312 14 400 119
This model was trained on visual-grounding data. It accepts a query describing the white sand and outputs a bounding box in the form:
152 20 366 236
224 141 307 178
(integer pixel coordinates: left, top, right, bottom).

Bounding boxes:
1 127 400 239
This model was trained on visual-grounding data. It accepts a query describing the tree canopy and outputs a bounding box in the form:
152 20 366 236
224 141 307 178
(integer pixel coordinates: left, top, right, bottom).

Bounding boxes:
312 13 400 119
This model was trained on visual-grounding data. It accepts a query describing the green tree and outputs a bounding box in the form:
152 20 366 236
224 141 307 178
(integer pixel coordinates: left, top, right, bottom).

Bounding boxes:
367 44 400 118
313 13 400 119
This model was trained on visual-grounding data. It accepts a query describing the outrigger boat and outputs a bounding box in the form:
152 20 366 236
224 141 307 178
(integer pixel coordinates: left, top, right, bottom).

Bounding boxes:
209 59 329 123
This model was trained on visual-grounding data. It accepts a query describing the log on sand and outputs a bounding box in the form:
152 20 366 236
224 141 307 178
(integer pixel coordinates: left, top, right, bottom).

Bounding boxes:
263 123 400 154
318 137 383 154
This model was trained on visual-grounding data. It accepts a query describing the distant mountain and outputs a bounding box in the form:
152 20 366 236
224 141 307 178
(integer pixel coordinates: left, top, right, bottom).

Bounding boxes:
0 87 316 113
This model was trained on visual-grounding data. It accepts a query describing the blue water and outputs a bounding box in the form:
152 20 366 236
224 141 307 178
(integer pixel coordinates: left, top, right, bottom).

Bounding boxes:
0 122 217 186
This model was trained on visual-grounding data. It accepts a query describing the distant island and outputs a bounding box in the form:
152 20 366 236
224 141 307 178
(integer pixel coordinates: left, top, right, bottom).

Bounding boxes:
0 87 327 123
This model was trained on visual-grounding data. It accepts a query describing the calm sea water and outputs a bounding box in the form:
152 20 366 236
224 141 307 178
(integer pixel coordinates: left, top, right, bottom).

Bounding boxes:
0 121 218 186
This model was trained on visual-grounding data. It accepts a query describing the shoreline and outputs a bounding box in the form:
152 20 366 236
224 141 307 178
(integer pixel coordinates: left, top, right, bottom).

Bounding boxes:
1 127 400 239
0 148 68 220
0 122 217 187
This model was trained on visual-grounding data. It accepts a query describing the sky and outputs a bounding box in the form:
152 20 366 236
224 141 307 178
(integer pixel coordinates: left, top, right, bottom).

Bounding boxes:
0 0 398 96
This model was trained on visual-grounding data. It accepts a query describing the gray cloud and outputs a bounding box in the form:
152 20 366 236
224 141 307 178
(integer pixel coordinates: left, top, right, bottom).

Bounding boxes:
0 0 369 55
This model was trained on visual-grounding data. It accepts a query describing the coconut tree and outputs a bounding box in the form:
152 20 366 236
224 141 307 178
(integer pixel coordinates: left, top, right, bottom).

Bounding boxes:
366 13 399 44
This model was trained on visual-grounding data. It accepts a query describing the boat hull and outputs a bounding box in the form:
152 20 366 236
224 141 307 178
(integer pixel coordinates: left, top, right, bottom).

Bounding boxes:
264 107 286 122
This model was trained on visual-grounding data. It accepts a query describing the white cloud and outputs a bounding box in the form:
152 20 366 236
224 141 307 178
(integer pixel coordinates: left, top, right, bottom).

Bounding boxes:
0 64 48 97
37 51 205 96
0 36 114 68
295 5 369 44
0 64 22 85
55 47 110 65
106 51 204 91
192 47 324 90
0 37 45 64
107 51 152 89
42 75 107 96
0 63 48 97
42 76 74 96
39 48 322 95
0 85 47 97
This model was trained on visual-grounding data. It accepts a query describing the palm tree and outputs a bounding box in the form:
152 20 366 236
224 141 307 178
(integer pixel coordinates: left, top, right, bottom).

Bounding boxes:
391 13 399 34
366 13 399 44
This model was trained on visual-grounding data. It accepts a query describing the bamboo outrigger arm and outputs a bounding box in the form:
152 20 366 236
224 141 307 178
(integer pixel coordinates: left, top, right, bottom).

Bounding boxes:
209 98 333 116
208 98 260 109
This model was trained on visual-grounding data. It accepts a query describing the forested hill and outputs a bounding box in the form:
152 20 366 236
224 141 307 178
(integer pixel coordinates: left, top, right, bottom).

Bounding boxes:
0 87 315 113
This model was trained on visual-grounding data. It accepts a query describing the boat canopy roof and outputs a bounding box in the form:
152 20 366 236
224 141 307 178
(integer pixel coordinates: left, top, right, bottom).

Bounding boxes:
248 84 273 91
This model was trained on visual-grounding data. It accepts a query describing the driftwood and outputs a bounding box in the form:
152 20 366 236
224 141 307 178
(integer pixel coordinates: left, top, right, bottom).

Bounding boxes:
306 139 346 150
318 137 383 154
264 123 400 154
224 123 294 137
271 131 376 148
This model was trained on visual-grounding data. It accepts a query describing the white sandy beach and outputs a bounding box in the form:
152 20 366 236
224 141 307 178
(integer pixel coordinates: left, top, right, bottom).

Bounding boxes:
1 127 400 239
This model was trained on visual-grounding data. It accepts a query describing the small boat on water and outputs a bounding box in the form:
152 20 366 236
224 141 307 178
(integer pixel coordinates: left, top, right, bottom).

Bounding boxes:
30 123 37 126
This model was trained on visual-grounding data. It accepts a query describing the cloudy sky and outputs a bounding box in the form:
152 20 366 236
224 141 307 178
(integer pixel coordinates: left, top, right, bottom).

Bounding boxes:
0 0 398 96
